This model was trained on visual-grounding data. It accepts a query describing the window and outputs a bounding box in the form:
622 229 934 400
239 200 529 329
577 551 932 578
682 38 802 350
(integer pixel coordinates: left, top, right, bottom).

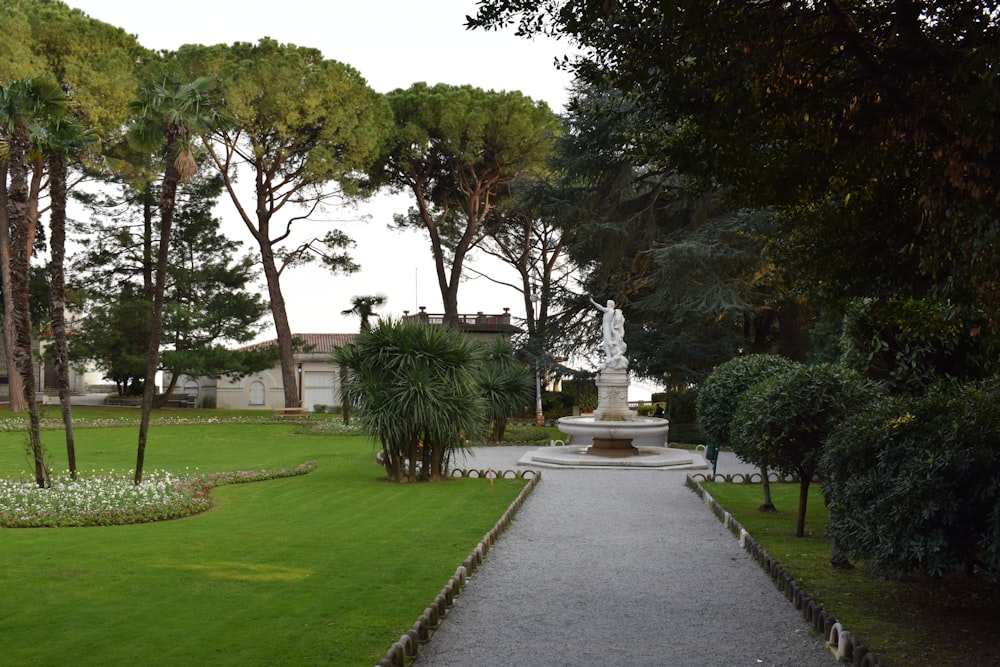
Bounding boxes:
249 380 265 406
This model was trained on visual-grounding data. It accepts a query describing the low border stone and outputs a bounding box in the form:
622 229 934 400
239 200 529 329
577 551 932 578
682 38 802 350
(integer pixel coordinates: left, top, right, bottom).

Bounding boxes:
685 475 882 667
375 470 541 666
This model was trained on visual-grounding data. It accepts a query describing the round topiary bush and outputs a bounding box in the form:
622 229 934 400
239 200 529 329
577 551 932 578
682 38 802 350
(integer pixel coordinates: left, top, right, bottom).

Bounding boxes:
697 354 802 454
730 363 877 537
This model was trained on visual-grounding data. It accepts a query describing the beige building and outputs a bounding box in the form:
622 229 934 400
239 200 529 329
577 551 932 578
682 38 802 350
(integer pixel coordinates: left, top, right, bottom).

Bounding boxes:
179 312 519 412
177 333 355 411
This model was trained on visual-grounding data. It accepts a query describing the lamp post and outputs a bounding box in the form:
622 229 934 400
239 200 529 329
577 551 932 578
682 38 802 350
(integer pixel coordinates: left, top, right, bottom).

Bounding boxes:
530 285 544 426
296 362 303 407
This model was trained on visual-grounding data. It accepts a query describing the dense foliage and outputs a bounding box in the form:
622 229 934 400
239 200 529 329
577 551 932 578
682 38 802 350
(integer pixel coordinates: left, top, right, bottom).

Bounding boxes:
71 173 276 398
696 354 801 508
823 382 1000 580
839 296 998 395
478 338 534 442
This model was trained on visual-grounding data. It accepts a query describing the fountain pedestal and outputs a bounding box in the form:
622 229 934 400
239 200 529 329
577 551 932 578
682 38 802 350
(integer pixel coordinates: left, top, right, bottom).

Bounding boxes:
592 369 634 421
589 369 639 455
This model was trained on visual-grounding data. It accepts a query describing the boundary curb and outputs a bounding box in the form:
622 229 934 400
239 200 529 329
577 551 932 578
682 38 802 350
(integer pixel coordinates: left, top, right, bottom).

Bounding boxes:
686 474 881 667
375 469 542 666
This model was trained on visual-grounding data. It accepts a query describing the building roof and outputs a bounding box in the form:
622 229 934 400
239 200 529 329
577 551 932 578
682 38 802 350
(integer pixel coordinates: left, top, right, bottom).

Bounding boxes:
239 333 357 354
401 311 522 335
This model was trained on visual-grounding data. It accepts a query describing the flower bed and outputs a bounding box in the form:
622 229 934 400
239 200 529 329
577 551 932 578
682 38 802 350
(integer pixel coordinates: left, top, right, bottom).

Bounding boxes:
0 461 316 528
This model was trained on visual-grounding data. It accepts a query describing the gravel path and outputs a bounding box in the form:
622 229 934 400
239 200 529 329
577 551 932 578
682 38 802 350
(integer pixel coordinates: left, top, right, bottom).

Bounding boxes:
414 447 835 667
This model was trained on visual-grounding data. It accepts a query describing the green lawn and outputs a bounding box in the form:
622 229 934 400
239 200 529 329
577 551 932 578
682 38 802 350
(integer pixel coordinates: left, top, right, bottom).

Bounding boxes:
0 419 527 666
703 482 1000 667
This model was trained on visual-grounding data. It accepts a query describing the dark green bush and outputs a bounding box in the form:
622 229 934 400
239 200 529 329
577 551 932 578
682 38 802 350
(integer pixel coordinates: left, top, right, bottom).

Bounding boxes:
839 296 996 395
560 379 598 413
667 421 704 445
540 390 574 418
667 387 698 423
822 381 1000 579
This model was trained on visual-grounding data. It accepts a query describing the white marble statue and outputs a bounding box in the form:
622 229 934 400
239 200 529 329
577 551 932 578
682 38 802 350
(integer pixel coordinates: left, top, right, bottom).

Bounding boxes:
590 297 628 371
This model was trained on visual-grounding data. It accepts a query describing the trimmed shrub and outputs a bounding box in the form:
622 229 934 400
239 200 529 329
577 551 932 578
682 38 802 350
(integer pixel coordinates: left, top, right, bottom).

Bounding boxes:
731 364 877 537
540 391 574 418
822 381 1000 579
697 354 801 509
697 354 801 453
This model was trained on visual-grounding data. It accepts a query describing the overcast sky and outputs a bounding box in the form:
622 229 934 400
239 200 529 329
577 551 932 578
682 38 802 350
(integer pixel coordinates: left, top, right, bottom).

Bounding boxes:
64 0 577 338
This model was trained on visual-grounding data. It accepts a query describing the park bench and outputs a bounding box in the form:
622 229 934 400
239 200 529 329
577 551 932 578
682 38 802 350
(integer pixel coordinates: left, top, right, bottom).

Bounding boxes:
164 397 196 408
273 406 309 420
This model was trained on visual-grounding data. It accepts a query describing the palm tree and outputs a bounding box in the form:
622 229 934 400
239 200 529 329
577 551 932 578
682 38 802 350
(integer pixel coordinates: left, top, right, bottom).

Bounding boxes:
341 294 387 332
339 294 387 424
36 115 98 480
336 318 485 482
0 78 68 486
127 67 218 484
478 337 534 443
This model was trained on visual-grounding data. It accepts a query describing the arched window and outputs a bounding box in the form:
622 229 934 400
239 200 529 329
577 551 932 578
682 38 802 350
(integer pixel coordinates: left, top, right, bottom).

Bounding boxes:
249 380 265 406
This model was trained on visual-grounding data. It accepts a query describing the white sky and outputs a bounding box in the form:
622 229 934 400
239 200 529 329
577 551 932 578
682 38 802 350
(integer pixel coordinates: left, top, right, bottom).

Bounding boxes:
64 0 577 339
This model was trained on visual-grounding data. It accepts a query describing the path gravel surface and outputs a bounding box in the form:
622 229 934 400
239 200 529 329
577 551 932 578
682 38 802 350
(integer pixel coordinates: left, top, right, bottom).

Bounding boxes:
414 447 835 667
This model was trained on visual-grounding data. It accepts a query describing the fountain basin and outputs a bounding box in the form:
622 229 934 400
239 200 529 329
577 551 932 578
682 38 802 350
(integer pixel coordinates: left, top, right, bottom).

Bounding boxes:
557 415 670 448
519 444 705 469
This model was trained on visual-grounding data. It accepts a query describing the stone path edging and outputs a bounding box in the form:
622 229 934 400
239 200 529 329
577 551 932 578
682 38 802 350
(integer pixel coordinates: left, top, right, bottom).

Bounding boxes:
375 469 542 667
685 474 882 667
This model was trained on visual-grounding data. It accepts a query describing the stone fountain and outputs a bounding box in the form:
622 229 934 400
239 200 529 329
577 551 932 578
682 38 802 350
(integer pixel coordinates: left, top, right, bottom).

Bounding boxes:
518 298 706 470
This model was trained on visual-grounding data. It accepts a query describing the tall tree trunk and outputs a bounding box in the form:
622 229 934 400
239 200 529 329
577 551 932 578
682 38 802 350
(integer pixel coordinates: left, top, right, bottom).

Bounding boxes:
339 364 351 424
47 152 76 478
141 183 155 298
759 464 777 513
795 476 811 538
7 125 44 485
259 243 300 408
135 140 180 485
0 160 27 413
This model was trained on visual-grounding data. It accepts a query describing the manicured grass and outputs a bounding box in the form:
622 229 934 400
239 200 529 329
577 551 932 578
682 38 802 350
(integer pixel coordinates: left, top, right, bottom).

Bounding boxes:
0 422 527 666
703 482 1000 667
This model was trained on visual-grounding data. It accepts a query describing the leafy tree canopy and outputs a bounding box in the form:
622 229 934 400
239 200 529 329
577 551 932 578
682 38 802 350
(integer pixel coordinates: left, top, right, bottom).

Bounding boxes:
173 38 391 408
70 172 275 392
470 1 1000 307
0 0 145 133
370 82 559 322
